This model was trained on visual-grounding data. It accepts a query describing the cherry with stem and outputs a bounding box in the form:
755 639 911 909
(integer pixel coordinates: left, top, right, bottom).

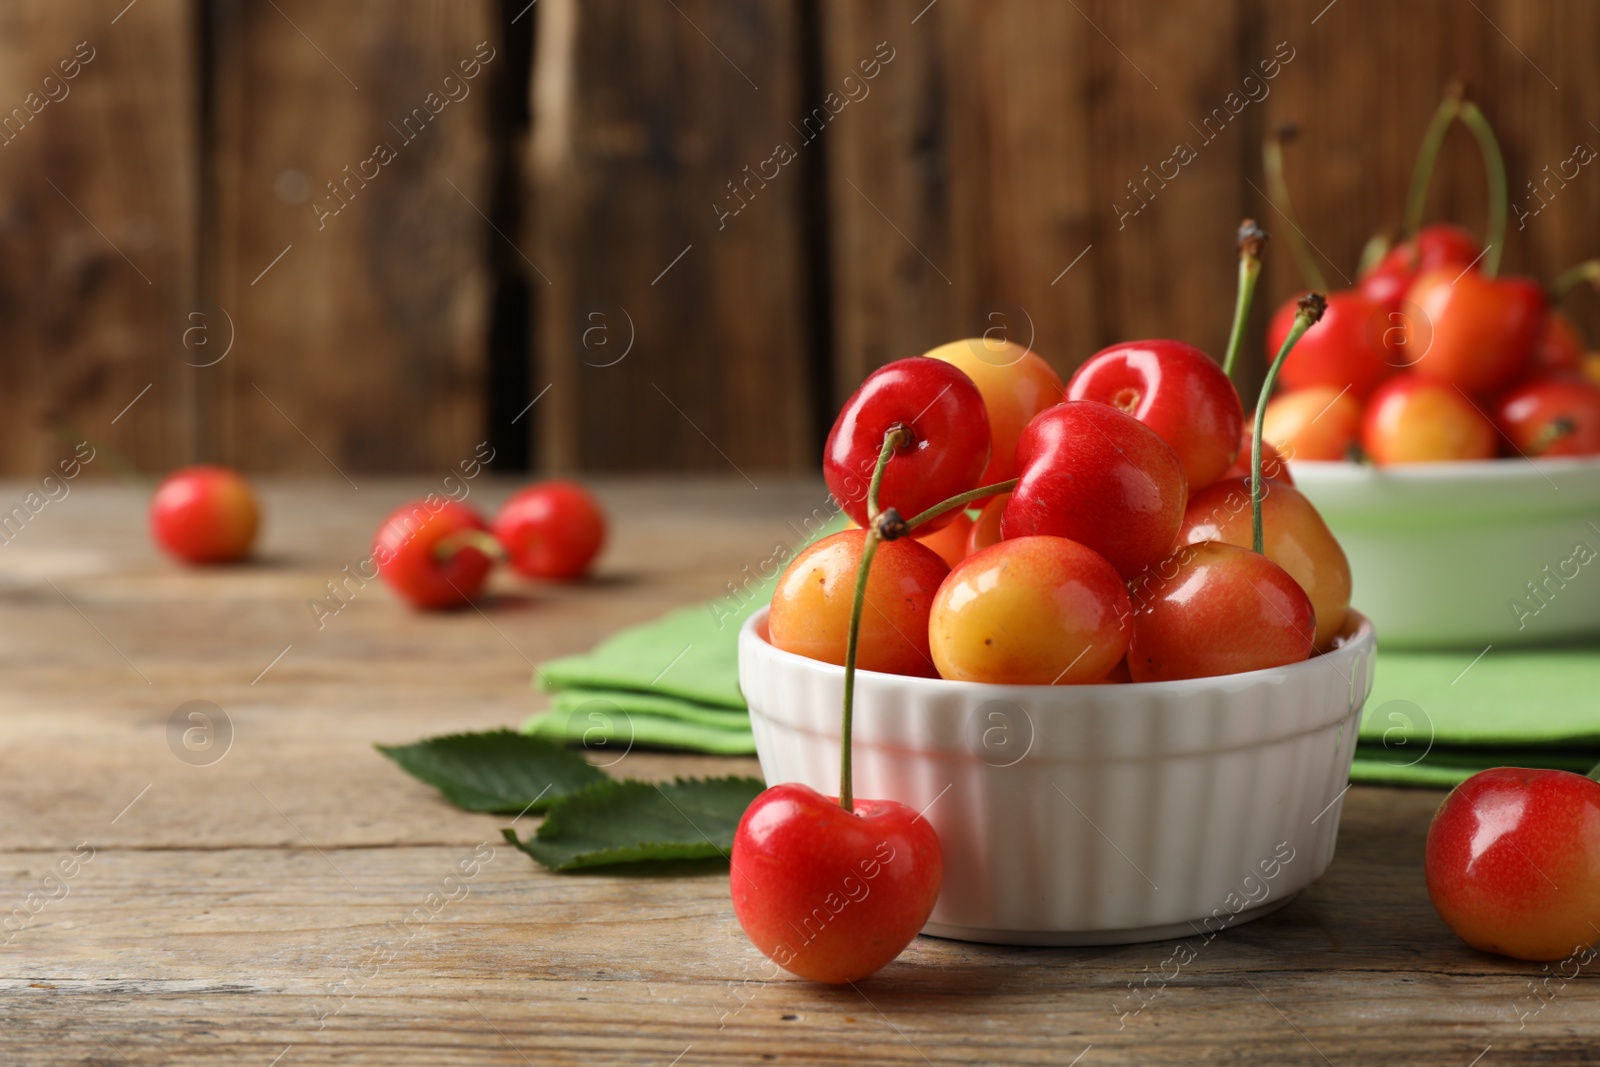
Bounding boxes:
1222 220 1268 381
1252 293 1327 554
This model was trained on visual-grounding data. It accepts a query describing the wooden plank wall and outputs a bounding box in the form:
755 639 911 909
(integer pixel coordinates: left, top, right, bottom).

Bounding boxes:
0 0 1596 476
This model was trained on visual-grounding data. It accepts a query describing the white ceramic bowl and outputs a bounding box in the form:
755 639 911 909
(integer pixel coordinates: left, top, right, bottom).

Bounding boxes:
739 608 1376 946
1290 456 1600 648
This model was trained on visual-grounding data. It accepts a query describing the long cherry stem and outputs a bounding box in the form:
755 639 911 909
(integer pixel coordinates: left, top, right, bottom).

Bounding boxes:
904 478 1018 530
866 425 910 520
1456 100 1507 276
1253 293 1326 554
1401 87 1462 241
1552 258 1600 298
1223 220 1267 380
1262 126 1328 292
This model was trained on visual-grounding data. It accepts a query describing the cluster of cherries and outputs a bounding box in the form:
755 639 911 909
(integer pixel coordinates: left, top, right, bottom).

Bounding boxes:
149 465 606 601
1260 93 1600 466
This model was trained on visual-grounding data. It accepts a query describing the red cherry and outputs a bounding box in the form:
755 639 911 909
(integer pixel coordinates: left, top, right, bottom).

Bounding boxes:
1066 339 1244 490
491 481 606 580
1406 268 1546 394
1002 402 1187 579
730 782 943 984
1533 311 1585 374
823 358 990 532
1358 223 1482 306
374 499 496 610
1425 767 1600 961
1495 376 1600 457
1220 428 1294 485
1267 290 1395 400
149 465 260 564
1362 374 1497 464
1126 541 1315 682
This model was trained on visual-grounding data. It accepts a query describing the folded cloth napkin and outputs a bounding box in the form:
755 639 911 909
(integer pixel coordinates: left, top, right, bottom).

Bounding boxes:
528 568 1600 787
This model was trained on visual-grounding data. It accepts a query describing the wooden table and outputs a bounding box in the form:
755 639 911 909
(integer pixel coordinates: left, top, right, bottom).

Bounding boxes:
1 479 1592 1066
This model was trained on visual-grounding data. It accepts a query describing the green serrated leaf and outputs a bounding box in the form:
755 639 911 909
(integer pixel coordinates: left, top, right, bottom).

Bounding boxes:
501 776 766 871
376 729 607 813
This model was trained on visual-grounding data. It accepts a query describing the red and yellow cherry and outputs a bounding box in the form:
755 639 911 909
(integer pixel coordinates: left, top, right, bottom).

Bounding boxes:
1125 541 1315 682
823 358 990 533
1405 268 1545 394
1533 311 1585 374
923 339 1063 485
1358 223 1481 307
965 492 1008 557
1425 766 1600 961
1495 376 1600 457
373 499 497 609
1002 402 1188 579
913 510 973 568
928 535 1130 684
1178 478 1351 650
1362 374 1496 464
730 782 943 983
491 480 606 580
149 465 260 564
1221 428 1294 484
1260 385 1362 461
1267 290 1394 400
1066 339 1244 490
768 530 948 677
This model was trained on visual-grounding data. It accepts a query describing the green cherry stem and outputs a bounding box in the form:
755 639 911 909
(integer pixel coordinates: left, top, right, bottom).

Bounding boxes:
1552 259 1600 299
432 528 506 564
904 478 1019 531
1252 293 1327 555
1401 86 1462 242
1587 759 1600 785
865 424 911 521
1263 125 1328 292
1456 99 1507 276
1222 219 1268 381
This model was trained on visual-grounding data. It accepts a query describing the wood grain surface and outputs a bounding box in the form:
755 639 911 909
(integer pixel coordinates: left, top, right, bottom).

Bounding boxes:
0 480 1594 1066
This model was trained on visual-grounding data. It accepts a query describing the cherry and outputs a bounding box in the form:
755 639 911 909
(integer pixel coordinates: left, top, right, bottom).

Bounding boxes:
1221 427 1294 484
1066 339 1244 490
823 358 990 533
964 492 1008 557
1267 290 1395 400
1425 766 1600 961
1405 268 1545 394
928 535 1130 685
1260 385 1362 461
768 529 948 677
1002 402 1188 579
730 782 943 984
1359 223 1482 307
1362 374 1496 464
1495 376 1600 457
149 465 260 564
913 510 973 568
373 499 497 610
1126 541 1314 682
491 480 606 580
1179 477 1351 650
1533 310 1585 374
923 339 1063 486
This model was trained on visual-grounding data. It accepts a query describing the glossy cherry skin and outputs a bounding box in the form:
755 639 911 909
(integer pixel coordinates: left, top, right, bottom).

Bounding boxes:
928 536 1131 685
1126 541 1315 682
1362 374 1496 464
1533 311 1585 374
824 358 990 533
1220 428 1294 485
965 492 1008 557
923 339 1063 485
1260 386 1363 462
373 499 496 609
768 530 948 677
731 782 943 984
913 510 973 568
1268 290 1395 400
1067 339 1244 491
1406 268 1546 394
491 481 606 580
1495 376 1600 457
1003 402 1188 579
1178 477 1351 650
1425 767 1600 961
150 465 260 564
1358 223 1482 307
